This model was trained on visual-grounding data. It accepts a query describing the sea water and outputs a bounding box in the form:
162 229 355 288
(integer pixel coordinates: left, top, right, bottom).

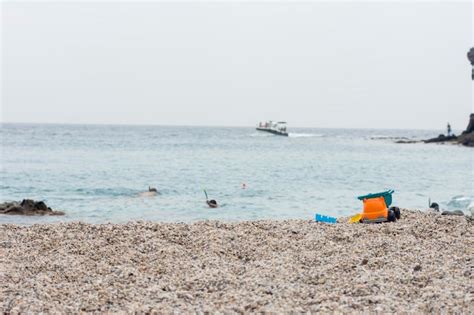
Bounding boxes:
0 123 472 224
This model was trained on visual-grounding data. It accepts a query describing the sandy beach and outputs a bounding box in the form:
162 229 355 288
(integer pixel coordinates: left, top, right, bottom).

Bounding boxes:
1 210 472 313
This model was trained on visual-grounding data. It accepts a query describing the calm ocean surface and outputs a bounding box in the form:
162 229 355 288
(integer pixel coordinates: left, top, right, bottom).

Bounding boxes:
1 123 472 224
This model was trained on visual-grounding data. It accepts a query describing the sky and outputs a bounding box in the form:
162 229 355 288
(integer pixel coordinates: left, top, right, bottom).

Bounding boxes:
1 1 473 130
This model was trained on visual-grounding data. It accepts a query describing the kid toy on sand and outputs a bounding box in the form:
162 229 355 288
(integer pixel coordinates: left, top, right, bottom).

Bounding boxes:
356 190 401 223
315 213 337 224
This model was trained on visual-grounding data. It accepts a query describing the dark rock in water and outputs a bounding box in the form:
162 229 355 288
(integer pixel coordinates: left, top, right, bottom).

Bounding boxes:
457 132 474 147
457 114 474 147
468 48 474 79
34 201 49 211
441 210 465 216
423 134 457 144
0 199 64 216
395 140 420 144
417 114 474 147
463 113 474 134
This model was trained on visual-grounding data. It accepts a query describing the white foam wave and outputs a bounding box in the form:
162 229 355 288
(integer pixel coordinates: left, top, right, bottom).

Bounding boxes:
370 135 410 140
370 135 391 139
447 195 473 209
289 133 323 138
249 132 273 137
468 202 474 217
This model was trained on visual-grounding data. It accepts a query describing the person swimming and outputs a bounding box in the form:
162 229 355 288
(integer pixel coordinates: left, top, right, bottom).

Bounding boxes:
139 186 159 197
203 189 218 208
207 199 218 208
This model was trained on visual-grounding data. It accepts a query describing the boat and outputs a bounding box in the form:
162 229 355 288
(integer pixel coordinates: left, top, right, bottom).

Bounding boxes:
256 121 289 136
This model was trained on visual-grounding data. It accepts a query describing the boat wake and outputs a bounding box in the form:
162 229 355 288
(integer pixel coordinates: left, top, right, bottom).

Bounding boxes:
288 133 323 138
249 132 273 137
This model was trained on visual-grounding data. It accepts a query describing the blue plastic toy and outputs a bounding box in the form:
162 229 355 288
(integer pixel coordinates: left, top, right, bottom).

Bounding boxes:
315 213 337 224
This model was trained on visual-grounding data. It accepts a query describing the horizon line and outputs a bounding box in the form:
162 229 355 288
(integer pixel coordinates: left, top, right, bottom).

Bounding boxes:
0 121 452 132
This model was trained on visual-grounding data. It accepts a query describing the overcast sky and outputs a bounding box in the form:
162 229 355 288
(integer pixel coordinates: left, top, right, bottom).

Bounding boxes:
1 1 473 129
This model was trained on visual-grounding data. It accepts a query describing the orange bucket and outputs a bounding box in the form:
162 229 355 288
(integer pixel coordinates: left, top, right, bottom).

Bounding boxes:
360 196 388 223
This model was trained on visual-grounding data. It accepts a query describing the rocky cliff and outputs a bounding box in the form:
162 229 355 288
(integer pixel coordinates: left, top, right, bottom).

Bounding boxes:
457 113 474 147
422 114 474 147
468 47 474 79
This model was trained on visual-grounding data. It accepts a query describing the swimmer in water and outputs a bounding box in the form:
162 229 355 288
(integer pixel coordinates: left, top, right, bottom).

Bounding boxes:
139 186 159 197
207 199 218 208
203 189 218 208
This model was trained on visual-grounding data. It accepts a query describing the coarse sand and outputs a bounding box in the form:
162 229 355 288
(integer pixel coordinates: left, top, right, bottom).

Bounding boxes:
1 210 472 313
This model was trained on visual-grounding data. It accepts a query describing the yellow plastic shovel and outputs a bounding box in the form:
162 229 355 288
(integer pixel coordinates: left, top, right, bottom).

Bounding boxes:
349 213 362 223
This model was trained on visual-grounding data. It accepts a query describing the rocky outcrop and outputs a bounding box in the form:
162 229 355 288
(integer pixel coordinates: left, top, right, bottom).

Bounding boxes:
456 114 474 147
457 132 474 147
0 199 64 216
463 113 474 133
468 47 474 79
423 134 457 144
419 114 474 147
395 140 420 144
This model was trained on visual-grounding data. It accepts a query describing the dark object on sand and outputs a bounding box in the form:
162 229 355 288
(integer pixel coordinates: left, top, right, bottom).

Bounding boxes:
207 200 218 208
428 202 464 216
430 202 440 211
389 206 401 220
0 199 65 216
441 210 465 216
148 186 158 193
387 209 396 222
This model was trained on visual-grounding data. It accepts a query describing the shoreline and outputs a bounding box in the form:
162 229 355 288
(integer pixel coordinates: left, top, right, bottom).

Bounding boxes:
1 210 473 313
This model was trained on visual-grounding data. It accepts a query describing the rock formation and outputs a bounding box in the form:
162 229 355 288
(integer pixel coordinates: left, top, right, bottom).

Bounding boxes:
0 199 64 216
468 47 474 79
420 114 474 147
423 134 457 144
456 114 474 147
463 113 474 133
